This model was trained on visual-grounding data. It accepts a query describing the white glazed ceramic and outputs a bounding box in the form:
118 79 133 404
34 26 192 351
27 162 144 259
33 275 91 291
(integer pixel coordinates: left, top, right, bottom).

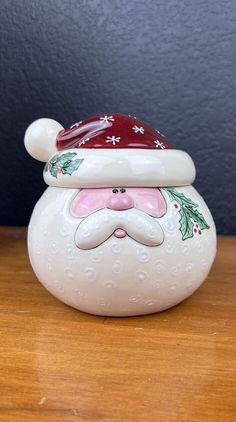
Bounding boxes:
25 114 216 316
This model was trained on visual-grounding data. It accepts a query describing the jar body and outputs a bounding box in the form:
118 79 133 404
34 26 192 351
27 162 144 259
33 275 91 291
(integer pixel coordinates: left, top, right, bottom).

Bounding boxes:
28 186 216 316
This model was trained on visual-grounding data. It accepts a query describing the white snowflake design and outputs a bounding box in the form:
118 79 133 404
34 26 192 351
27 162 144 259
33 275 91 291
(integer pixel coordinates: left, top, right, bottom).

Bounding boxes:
154 140 166 149
70 121 83 129
100 115 115 124
105 136 121 145
132 125 144 134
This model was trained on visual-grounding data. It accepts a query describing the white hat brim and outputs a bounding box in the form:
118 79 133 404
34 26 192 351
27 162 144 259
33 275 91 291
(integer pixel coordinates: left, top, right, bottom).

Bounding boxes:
43 148 196 188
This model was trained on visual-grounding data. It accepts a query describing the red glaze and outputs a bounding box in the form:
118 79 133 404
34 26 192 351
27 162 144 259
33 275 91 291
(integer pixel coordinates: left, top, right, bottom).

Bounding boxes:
56 113 172 150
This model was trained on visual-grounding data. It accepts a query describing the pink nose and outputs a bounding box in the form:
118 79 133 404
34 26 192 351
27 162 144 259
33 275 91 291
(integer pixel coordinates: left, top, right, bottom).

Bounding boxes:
106 193 134 210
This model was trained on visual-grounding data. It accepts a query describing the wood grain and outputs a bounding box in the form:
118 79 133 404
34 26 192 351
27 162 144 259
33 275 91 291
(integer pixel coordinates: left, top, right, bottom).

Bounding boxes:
0 227 235 422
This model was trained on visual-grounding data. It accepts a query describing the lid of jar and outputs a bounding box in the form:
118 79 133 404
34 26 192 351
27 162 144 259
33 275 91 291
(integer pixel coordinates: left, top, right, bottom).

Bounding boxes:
24 113 196 188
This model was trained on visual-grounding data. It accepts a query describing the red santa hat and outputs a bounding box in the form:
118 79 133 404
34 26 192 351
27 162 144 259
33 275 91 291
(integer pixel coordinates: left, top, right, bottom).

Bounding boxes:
24 113 195 188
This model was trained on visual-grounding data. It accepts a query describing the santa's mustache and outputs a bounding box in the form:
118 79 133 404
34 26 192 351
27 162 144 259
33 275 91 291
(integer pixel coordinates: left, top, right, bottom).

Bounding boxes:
75 208 164 250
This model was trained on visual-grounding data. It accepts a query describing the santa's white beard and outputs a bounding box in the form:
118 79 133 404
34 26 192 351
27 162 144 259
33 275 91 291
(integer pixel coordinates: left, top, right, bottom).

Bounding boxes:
28 187 216 316
75 208 164 249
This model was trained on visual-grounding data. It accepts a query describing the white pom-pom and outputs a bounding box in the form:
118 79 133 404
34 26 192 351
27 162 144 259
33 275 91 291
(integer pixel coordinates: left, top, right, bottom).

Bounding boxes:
24 118 64 162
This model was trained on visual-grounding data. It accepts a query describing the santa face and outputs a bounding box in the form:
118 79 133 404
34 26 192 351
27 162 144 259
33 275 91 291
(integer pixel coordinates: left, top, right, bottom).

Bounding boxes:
70 187 167 248
28 185 216 317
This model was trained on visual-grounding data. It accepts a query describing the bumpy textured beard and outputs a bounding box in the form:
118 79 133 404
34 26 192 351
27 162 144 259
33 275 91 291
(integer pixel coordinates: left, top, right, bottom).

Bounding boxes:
75 208 164 250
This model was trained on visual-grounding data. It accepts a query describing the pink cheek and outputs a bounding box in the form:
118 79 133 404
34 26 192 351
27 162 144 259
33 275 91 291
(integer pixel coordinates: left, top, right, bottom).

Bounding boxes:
133 190 167 217
70 189 108 217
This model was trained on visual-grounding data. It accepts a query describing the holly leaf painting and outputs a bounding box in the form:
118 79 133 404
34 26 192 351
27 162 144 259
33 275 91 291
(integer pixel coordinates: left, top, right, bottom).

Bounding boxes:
50 165 58 178
44 153 83 178
179 207 194 240
165 187 210 241
61 158 84 175
185 206 210 230
165 187 198 208
57 152 77 165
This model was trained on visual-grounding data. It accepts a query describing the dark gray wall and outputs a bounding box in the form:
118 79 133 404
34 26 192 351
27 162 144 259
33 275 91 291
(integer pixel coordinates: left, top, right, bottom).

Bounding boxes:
1 0 235 233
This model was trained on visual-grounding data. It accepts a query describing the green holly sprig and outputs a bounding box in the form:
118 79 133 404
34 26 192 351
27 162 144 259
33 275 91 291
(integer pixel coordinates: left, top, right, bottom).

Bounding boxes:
165 188 210 240
44 152 83 178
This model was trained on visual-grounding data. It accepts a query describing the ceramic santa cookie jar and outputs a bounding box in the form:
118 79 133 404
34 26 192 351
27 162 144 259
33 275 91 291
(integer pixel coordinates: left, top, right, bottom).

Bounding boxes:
24 113 216 316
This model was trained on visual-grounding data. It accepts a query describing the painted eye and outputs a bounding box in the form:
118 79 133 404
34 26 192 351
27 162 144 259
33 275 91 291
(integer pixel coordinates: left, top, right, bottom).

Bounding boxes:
120 188 126 193
112 188 119 194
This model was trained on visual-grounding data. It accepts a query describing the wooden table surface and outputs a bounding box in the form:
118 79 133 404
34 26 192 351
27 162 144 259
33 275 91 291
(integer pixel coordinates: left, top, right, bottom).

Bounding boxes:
0 227 235 422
